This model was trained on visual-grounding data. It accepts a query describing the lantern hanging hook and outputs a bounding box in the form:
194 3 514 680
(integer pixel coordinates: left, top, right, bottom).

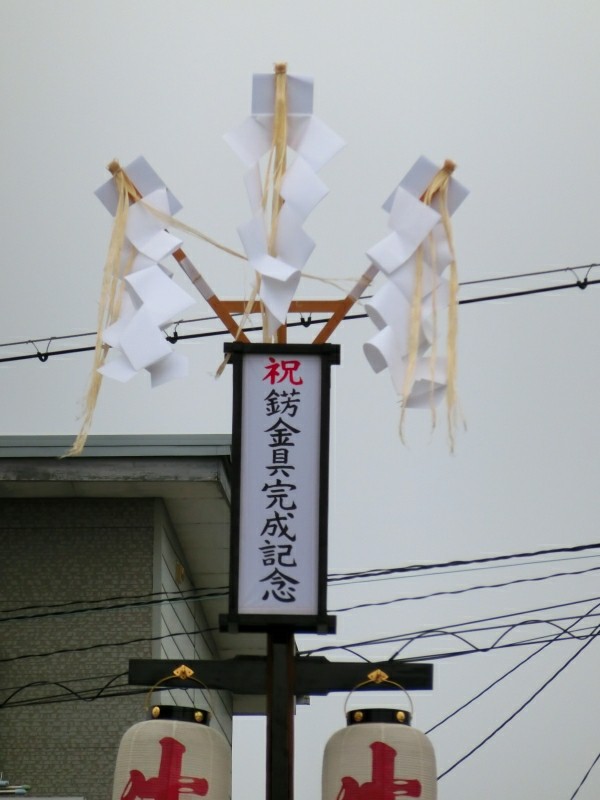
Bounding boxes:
343 668 414 718
145 664 208 710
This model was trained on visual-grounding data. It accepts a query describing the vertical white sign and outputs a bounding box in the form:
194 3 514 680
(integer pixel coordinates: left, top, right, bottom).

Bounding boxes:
238 352 322 614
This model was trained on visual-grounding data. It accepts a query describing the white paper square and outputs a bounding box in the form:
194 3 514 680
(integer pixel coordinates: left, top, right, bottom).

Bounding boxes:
367 231 411 274
260 271 302 334
388 185 440 251
280 155 329 220
125 265 195 328
98 350 138 383
223 117 273 167
383 156 469 216
275 204 315 269
119 307 173 370
95 156 182 216
364 281 410 331
288 115 346 172
251 73 314 115
238 214 268 260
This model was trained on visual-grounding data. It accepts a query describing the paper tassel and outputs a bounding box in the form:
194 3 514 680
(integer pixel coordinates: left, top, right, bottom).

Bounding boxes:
364 158 468 450
67 161 196 457
65 162 133 456
225 64 345 340
400 161 457 446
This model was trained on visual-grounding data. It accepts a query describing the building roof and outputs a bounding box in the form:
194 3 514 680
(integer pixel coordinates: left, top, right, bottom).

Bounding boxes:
0 435 266 681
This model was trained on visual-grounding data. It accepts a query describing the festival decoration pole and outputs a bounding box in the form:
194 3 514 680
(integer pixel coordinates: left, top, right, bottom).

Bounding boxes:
75 62 472 800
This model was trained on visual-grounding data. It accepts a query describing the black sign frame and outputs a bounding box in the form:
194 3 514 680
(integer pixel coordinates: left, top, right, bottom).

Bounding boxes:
220 342 340 634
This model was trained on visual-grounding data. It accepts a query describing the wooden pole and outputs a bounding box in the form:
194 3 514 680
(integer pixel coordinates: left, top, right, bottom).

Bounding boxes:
312 264 378 344
266 628 296 800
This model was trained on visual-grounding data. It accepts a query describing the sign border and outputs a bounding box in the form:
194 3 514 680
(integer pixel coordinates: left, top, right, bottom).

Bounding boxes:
220 343 340 634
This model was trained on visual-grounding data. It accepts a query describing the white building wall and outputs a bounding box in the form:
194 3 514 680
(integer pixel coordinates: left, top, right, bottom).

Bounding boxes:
153 501 233 744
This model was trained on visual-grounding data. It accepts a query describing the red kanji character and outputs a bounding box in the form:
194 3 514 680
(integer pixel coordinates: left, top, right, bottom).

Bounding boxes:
262 357 304 385
336 742 421 800
120 737 208 800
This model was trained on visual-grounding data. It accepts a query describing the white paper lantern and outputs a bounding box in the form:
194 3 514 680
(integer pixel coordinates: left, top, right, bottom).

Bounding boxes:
112 706 231 800
322 708 436 800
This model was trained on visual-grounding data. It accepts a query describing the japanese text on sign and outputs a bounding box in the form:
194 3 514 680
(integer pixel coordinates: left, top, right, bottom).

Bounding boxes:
237 353 322 615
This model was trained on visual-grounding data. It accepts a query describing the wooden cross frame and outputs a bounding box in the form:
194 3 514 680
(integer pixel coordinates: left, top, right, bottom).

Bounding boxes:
217 262 377 345
110 158 377 348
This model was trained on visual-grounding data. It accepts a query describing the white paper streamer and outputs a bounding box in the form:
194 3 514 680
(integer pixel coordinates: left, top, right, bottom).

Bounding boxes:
225 70 345 336
96 163 194 387
363 157 468 410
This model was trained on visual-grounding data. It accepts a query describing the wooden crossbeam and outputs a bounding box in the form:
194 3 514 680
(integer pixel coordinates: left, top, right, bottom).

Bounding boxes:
217 296 371 346
220 300 345 314
128 657 433 696
312 264 378 344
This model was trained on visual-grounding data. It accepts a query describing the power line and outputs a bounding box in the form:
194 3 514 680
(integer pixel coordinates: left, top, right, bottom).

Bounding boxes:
331 553 600 588
4 628 600 711
1 263 598 365
425 599 600 734
569 750 600 799
0 585 228 617
0 672 128 709
5 262 595 349
5 593 599 672
327 542 600 582
0 683 147 710
3 545 599 626
4 602 600 707
299 596 600 658
330 563 600 614
0 625 217 665
305 594 600 658
459 261 600 286
436 624 600 780
0 588 227 625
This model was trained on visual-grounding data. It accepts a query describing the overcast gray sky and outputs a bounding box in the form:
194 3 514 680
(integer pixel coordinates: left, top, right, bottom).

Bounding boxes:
2 2 600 798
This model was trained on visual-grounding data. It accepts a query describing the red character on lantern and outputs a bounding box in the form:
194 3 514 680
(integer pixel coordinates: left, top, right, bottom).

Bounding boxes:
337 741 421 800
120 737 209 800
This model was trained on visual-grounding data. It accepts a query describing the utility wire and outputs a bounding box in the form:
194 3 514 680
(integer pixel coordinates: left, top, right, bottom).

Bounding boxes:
0 588 228 624
459 262 600 286
4 608 600 705
1 266 598 365
4 543 598 624
569 750 600 799
330 563 600 614
0 672 128 708
2 261 597 349
425 599 600 734
0 586 227 617
437 624 600 780
0 670 126 693
1 684 148 710
4 628 600 711
0 625 217 665
1 560 596 627
332 552 600 588
5 597 599 671
327 542 600 582
300 597 600 658
316 627 600 667
4 262 596 350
